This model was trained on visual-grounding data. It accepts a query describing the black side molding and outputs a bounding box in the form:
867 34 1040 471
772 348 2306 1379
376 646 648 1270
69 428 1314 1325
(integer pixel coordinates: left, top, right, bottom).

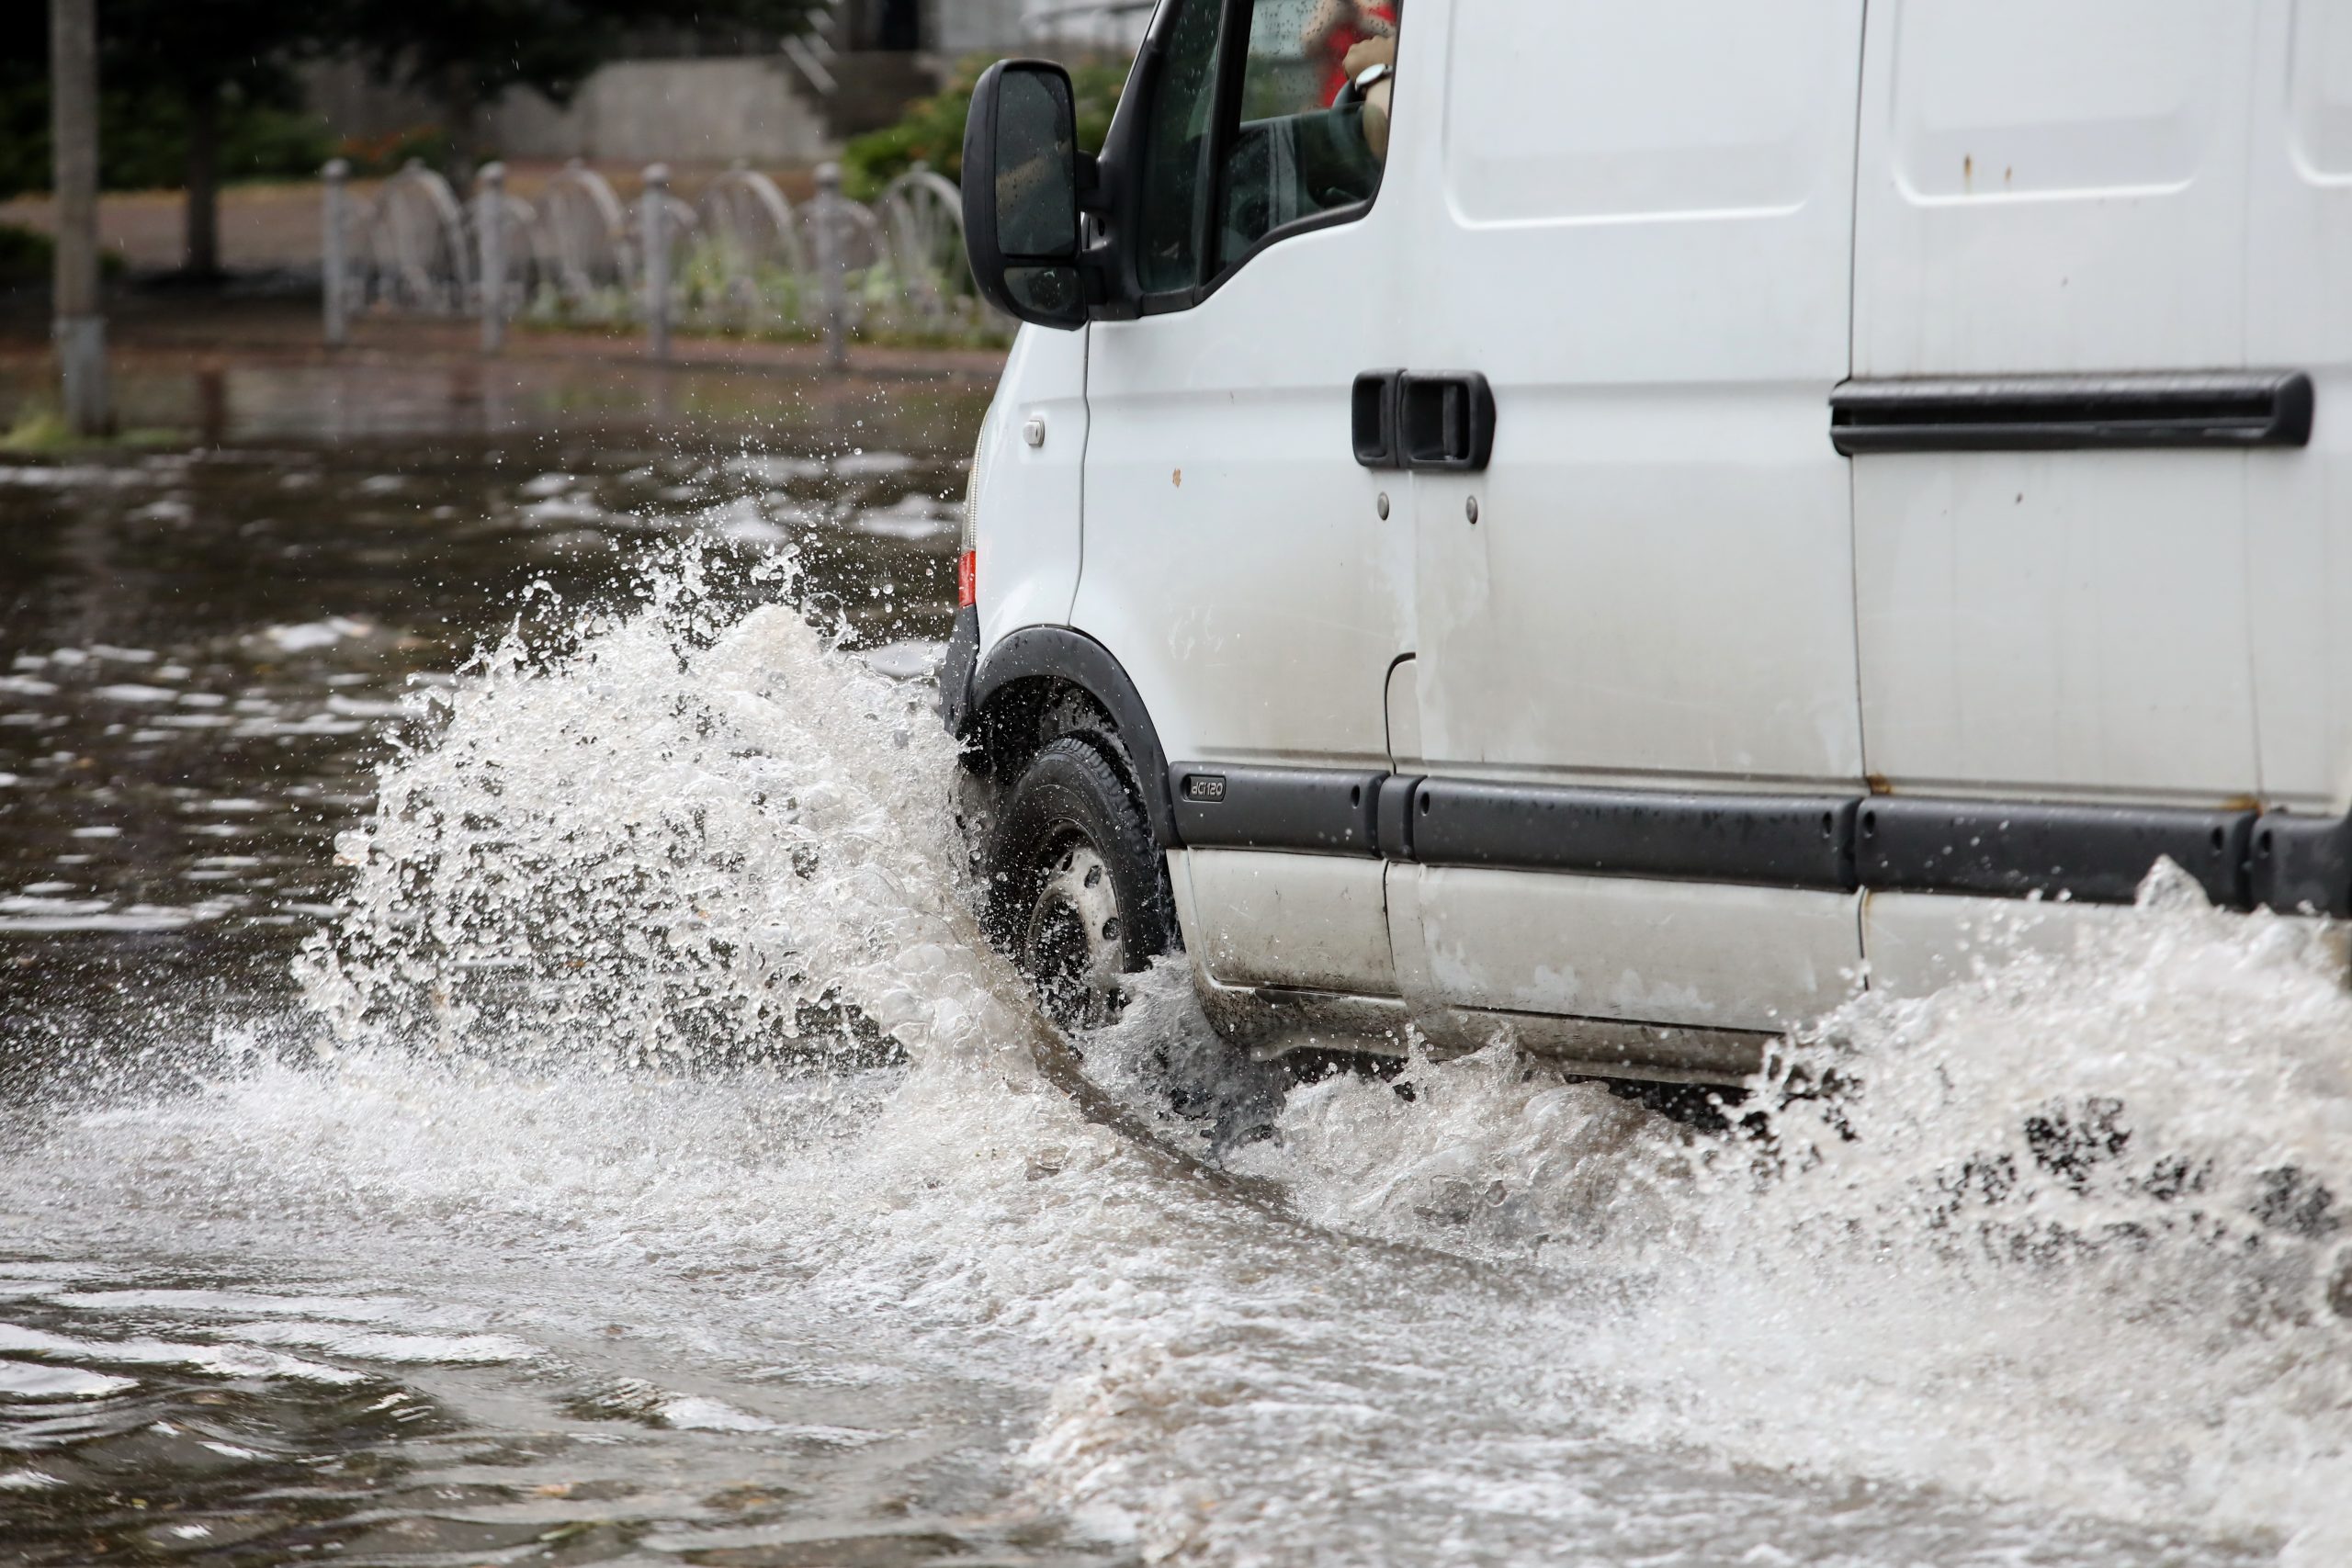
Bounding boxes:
1165 766 2351 915
1858 797 2256 908
2251 813 2352 919
1830 370 2314 455
1376 774 1422 862
1412 781 1859 891
1170 764 1384 856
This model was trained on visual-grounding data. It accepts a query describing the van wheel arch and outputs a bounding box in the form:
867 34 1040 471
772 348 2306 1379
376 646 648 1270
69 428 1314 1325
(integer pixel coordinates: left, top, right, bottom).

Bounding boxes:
960 627 1181 852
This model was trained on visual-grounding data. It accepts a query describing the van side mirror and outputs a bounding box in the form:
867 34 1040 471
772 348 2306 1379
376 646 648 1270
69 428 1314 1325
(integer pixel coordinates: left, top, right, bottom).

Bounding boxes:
962 61 1089 331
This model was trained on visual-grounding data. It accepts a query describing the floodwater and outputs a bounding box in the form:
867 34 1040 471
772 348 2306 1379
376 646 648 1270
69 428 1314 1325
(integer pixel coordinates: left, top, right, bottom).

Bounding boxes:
4 365 2352 1567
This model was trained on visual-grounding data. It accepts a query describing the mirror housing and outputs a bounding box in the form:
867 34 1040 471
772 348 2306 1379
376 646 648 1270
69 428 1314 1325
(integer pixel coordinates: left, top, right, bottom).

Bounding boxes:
962 60 1090 331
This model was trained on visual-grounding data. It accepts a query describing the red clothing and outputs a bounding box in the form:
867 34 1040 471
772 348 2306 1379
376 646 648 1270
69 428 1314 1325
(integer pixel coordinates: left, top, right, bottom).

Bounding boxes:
1321 5 1398 100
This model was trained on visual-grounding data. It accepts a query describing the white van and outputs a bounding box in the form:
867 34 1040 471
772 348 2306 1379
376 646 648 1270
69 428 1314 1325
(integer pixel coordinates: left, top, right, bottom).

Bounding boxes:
942 0 2351 1083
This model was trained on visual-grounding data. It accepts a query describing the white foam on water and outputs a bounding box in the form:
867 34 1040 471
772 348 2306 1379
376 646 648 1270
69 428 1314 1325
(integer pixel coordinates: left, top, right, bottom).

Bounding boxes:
0 467 156 489
0 1324 364 1385
261 618 373 654
6 544 2346 1564
209 1323 537 1365
0 1362 136 1400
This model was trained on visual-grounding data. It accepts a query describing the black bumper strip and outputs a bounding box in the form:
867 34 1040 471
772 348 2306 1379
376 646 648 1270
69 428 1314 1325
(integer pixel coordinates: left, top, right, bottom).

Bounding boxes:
1831 370 2313 455
1857 797 2256 908
1412 780 1859 890
1170 764 1385 855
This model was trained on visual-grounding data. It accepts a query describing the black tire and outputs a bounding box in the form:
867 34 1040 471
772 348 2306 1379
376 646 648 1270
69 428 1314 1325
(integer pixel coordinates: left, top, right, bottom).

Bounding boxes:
986 737 1176 1028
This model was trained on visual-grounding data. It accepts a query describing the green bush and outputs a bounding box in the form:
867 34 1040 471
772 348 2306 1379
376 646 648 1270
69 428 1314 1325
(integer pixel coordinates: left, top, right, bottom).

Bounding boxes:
842 54 1131 203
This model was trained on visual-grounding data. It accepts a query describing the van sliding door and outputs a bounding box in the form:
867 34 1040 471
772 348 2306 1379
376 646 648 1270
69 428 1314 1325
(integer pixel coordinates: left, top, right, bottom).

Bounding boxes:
1847 0 2274 991
1392 0 1870 1064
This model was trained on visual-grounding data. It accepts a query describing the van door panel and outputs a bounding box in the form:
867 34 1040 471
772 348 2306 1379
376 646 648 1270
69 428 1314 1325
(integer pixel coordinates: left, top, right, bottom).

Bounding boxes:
1184 849 1396 995
1410 869 1861 1036
1852 457 2258 798
1855 0 2249 378
1411 1 1867 786
1849 0 2263 806
1077 233 1415 776
1393 0 1869 1036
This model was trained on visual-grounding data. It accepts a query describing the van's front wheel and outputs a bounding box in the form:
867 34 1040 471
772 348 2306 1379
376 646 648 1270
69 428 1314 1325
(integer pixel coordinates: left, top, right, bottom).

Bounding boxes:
986 737 1175 1029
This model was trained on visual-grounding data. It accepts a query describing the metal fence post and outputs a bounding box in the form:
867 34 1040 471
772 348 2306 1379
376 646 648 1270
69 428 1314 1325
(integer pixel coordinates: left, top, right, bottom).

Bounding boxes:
643 163 671 361
322 159 349 348
815 161 848 372
477 161 506 355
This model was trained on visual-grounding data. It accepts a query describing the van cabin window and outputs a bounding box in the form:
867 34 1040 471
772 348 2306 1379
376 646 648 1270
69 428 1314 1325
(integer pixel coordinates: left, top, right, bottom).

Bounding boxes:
1224 0 1394 265
1134 0 1400 299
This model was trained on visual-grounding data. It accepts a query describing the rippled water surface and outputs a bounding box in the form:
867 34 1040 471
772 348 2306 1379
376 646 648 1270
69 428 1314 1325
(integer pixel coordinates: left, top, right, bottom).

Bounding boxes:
5 381 2351 1567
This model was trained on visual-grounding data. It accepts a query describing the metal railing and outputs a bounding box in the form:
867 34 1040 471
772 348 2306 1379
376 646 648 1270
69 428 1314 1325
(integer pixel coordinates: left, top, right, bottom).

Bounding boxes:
321 156 1008 365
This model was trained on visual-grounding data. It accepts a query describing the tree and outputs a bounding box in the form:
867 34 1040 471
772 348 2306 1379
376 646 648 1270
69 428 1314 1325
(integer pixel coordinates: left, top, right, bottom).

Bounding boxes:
337 0 827 176
98 0 329 277
0 2 329 276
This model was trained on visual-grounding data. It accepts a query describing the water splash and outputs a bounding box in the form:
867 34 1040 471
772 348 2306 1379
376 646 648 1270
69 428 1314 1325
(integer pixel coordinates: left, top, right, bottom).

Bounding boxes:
10 540 2350 1564
1138 868 2352 1564
300 540 1044 1089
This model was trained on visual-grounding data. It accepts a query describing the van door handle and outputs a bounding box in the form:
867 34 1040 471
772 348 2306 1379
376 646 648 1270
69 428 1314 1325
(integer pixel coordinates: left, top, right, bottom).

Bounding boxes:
1353 370 1497 472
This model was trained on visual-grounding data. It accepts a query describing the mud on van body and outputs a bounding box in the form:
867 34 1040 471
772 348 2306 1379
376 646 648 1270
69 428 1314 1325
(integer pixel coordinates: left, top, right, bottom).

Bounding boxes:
941 0 2352 1083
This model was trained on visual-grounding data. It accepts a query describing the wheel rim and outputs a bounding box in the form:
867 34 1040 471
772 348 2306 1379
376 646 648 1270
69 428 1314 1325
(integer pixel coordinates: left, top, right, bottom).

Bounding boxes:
1022 837 1127 1030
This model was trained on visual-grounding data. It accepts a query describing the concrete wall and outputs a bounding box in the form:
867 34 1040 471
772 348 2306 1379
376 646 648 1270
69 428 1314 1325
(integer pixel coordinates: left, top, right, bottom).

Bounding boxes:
488 59 831 164
926 0 1030 55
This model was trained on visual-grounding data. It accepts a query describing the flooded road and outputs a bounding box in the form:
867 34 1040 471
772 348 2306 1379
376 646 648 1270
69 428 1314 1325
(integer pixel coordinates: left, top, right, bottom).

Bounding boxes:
4 368 2351 1566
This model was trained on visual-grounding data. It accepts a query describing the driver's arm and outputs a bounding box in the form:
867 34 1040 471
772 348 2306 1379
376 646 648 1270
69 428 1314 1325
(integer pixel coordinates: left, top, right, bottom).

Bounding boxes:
1342 36 1398 161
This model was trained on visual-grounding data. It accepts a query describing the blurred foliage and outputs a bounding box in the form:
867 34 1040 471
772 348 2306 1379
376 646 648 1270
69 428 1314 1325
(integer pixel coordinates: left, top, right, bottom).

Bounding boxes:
0 222 122 288
0 81 334 198
842 56 1132 203
0 1 331 203
0 2 831 197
